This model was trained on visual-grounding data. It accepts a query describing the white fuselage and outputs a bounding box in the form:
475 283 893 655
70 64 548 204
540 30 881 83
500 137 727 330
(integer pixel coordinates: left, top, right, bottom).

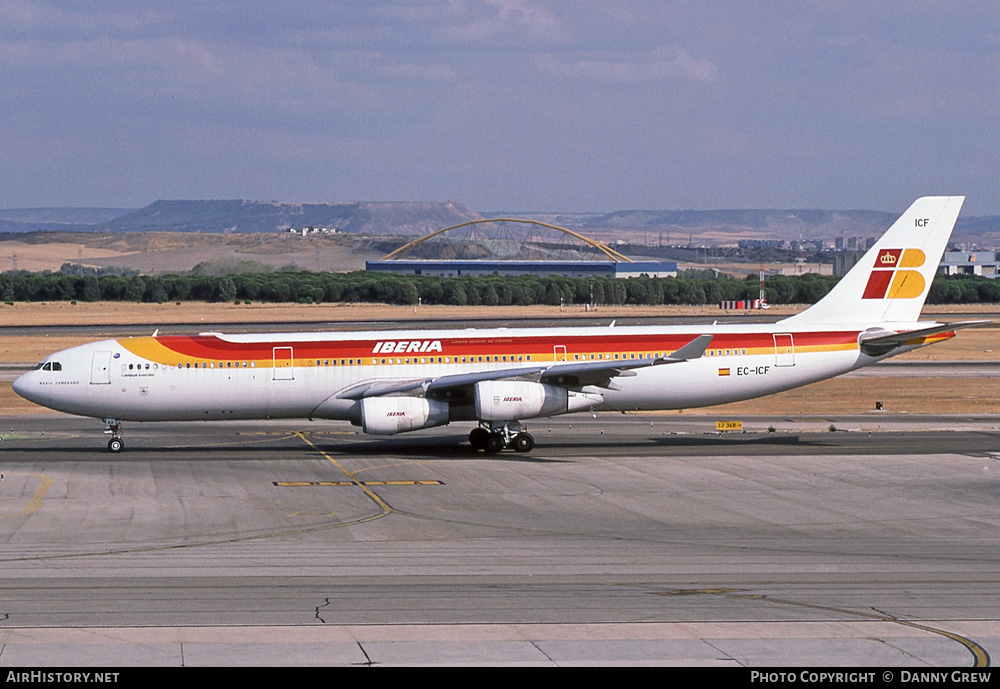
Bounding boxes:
13 321 910 427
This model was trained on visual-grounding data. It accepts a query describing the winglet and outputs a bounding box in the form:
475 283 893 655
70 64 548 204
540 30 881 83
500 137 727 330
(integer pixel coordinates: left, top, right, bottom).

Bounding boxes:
662 334 713 362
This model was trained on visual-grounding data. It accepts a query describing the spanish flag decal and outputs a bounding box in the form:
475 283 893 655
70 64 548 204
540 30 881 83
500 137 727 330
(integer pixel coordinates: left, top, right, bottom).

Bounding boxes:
718 368 731 376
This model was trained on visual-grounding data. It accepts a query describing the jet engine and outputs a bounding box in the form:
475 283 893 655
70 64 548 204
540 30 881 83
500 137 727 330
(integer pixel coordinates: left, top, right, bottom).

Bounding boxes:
474 381 602 421
360 396 450 435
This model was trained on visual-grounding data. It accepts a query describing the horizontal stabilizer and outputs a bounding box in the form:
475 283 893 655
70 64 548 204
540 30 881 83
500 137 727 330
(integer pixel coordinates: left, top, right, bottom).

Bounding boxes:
859 320 988 357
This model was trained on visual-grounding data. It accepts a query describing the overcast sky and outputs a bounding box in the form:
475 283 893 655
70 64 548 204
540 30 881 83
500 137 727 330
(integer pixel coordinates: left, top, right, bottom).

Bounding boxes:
2 1 998 214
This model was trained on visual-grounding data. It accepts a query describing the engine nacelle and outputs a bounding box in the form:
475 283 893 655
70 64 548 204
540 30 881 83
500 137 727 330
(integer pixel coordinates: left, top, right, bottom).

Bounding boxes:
360 397 450 435
474 381 602 421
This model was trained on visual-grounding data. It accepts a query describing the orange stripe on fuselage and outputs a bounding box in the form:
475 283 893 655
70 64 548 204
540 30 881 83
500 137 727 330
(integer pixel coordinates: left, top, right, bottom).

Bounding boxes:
116 331 863 367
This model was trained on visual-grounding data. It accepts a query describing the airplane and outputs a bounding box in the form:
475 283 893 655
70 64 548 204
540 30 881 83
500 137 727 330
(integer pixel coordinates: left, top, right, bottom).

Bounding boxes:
13 196 982 454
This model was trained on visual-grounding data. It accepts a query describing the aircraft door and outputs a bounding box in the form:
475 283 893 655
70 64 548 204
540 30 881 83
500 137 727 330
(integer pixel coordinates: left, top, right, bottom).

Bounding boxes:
273 346 294 380
90 351 112 384
553 345 567 362
773 333 795 367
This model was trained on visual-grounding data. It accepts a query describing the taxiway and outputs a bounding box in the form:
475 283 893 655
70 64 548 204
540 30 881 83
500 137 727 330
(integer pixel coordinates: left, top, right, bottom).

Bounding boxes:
1 413 998 666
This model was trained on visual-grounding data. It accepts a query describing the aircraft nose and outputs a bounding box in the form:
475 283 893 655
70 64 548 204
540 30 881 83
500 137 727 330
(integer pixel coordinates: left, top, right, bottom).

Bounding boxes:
12 371 34 402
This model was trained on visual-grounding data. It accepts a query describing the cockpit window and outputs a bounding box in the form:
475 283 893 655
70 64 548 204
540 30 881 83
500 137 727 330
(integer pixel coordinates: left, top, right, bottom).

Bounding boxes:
39 362 62 371
33 362 44 370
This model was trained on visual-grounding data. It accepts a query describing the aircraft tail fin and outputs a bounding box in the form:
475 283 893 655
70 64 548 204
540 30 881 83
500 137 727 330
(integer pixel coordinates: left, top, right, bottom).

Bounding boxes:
781 196 965 327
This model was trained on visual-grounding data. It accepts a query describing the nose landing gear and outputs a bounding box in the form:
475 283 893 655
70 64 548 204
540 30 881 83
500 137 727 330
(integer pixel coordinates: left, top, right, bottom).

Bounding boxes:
468 421 534 453
104 419 124 453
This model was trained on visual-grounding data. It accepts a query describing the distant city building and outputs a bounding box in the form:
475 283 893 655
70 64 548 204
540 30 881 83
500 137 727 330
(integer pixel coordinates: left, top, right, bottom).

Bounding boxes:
737 239 828 252
365 260 677 279
738 239 786 249
287 226 339 235
939 250 999 278
835 236 877 251
833 251 866 276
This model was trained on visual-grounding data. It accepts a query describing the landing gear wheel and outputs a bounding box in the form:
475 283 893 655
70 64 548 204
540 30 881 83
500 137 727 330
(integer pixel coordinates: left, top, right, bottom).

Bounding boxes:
512 433 534 453
108 437 124 453
469 427 490 450
484 434 504 454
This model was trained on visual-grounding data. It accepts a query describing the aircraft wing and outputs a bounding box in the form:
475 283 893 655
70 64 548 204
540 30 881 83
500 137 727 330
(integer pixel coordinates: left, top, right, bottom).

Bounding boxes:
336 334 712 400
538 334 713 388
859 320 988 357
336 378 434 400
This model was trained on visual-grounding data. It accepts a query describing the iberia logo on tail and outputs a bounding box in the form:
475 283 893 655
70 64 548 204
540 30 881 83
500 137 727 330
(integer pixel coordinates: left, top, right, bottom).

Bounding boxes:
862 248 926 299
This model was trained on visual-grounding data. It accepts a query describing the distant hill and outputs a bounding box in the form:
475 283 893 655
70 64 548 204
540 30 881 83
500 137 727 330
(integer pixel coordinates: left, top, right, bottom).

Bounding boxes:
491 209 1000 246
93 200 482 235
1 200 998 247
495 209 897 242
0 207 135 233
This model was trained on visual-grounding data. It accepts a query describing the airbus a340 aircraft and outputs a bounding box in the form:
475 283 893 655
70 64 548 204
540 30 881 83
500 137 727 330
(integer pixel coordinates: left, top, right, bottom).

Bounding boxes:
14 196 979 454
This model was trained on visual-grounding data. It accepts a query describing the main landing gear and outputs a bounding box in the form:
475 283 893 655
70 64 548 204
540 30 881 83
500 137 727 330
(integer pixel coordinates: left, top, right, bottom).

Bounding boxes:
468 421 535 454
104 419 124 453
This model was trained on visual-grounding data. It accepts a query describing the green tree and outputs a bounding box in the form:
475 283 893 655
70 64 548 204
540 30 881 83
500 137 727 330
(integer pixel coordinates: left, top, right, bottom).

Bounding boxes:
81 276 101 302
400 281 419 305
216 277 237 302
482 283 499 306
125 276 146 302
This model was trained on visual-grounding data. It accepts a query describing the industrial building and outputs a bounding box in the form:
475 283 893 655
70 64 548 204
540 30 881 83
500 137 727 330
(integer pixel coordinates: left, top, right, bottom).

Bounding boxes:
938 250 999 278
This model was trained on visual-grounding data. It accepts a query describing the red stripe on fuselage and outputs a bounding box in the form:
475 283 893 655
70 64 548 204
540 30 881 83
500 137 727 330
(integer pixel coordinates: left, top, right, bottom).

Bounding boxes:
150 331 861 361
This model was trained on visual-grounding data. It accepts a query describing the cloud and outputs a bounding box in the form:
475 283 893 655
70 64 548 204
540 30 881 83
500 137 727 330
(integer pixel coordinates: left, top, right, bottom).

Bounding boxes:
436 0 571 43
534 46 719 84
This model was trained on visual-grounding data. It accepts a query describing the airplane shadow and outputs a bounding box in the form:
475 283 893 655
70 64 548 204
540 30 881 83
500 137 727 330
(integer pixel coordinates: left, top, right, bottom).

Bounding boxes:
5 429 975 460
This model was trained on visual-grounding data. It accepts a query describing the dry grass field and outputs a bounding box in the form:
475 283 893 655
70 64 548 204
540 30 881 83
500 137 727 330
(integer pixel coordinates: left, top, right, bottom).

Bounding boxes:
2 301 997 417
0 232 370 273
